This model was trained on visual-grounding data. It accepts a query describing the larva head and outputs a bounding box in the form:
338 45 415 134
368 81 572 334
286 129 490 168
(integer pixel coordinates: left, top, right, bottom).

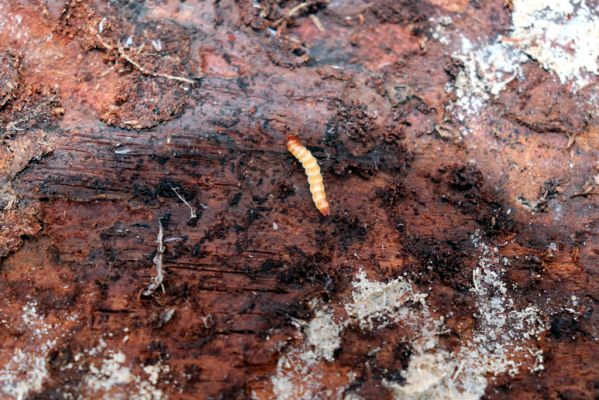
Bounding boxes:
287 135 301 144
319 204 330 217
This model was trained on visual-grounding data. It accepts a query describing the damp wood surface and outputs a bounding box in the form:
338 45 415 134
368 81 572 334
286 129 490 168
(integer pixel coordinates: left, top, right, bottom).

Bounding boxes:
1 0 599 399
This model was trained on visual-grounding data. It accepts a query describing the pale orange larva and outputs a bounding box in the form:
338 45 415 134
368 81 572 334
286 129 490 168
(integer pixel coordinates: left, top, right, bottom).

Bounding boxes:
287 135 330 216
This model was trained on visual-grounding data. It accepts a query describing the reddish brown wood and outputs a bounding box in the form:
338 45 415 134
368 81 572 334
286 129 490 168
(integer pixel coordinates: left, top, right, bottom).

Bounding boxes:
1 1 599 399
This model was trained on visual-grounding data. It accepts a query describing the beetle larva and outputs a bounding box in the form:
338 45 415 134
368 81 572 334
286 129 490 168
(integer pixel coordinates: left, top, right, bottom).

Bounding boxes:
287 135 330 216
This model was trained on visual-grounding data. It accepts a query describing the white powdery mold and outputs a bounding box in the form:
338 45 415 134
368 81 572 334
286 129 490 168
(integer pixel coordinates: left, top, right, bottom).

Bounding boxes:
383 233 547 400
304 308 342 362
272 348 321 400
384 351 483 400
384 347 488 399
0 345 55 400
344 270 428 330
271 271 444 399
512 0 599 85
429 16 453 45
271 307 342 399
82 350 169 400
448 38 527 123
0 301 62 400
464 232 548 378
447 0 599 126
85 352 134 394
270 239 549 400
387 352 451 398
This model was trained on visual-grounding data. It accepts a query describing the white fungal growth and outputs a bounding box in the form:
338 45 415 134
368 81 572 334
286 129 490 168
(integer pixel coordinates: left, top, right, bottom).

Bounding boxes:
272 348 323 400
269 231 548 400
85 352 134 393
385 232 547 399
0 347 54 400
448 38 527 123
0 301 60 400
462 232 547 378
344 270 422 330
271 306 342 399
304 309 342 362
512 0 599 85
446 0 599 127
83 350 169 400
429 16 453 45
384 351 478 400
0 300 168 400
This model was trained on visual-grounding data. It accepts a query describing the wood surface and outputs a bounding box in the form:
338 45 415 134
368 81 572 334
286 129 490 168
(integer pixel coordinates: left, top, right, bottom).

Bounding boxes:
1 1 598 399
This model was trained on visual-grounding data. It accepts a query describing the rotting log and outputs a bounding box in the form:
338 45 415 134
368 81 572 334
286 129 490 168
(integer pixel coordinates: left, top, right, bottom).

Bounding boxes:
1 1 599 399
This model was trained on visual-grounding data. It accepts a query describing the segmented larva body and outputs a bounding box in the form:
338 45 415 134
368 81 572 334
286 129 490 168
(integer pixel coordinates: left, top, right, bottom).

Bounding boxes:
287 135 330 216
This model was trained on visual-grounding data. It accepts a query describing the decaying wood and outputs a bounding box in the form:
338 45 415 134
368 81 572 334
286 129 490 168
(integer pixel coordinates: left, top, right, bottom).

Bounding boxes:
94 33 198 85
1 1 599 399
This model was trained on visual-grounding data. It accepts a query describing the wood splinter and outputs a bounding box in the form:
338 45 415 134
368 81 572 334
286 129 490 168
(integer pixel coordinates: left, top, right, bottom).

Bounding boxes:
287 135 330 216
143 220 165 297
